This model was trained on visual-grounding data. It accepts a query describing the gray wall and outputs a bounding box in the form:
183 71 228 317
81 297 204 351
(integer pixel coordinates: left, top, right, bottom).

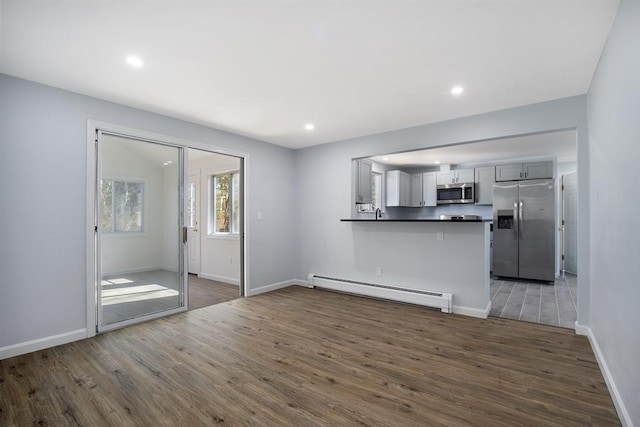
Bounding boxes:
586 0 640 422
0 74 296 348
294 95 590 321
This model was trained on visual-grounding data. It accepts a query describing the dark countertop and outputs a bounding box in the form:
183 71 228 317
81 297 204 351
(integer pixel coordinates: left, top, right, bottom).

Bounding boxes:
341 218 491 222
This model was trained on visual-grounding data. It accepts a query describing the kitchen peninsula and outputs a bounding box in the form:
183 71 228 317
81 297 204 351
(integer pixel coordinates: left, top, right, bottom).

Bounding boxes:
332 218 492 318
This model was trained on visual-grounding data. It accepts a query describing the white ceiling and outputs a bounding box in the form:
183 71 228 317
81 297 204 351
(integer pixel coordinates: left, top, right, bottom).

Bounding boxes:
370 130 577 167
0 0 619 149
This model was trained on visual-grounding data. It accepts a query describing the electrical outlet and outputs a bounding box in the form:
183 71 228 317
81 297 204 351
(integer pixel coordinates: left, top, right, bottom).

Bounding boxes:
376 266 382 276
437 231 444 241
229 257 233 264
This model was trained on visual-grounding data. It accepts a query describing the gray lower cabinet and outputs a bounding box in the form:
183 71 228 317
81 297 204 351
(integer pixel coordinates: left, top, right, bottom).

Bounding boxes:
496 161 553 182
475 166 495 205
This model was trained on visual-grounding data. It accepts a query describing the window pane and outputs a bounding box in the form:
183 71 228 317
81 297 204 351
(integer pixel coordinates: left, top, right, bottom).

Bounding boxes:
101 179 113 232
232 173 239 233
372 173 381 209
215 174 230 233
114 181 143 232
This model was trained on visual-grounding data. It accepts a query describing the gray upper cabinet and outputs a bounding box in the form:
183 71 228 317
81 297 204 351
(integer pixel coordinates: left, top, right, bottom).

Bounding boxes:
355 159 373 204
524 161 554 180
496 161 553 182
436 168 474 185
410 172 437 207
410 173 423 207
386 170 411 207
474 166 495 205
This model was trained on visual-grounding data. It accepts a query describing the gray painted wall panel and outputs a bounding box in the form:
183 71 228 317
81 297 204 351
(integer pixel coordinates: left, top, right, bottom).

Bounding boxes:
587 0 640 422
0 74 296 347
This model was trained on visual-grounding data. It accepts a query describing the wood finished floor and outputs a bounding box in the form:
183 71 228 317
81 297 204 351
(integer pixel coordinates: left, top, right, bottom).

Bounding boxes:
0 286 619 426
188 274 240 310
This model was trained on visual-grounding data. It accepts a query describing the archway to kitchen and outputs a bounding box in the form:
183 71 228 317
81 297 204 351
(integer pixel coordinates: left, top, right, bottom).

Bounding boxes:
360 129 578 329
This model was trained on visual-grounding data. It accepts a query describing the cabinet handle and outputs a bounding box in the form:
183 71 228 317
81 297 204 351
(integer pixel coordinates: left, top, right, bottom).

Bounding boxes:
524 172 528 178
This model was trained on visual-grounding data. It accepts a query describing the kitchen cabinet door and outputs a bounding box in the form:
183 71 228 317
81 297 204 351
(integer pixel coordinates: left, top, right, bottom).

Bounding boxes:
475 166 495 205
495 163 524 181
436 170 455 185
386 170 411 207
410 173 423 207
355 159 373 204
455 168 475 184
422 172 437 207
523 161 553 180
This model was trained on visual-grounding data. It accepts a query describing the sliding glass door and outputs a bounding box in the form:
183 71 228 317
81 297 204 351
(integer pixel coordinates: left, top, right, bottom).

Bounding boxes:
96 132 186 331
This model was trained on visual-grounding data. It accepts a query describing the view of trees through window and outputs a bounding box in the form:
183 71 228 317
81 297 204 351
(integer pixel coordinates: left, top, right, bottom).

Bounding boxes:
101 179 144 233
213 172 239 234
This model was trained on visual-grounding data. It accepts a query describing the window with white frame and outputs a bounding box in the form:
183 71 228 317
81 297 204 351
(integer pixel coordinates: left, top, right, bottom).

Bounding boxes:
210 172 239 234
101 179 144 233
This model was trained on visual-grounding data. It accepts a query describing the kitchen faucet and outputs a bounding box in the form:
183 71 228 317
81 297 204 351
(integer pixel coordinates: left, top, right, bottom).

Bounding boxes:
375 207 382 220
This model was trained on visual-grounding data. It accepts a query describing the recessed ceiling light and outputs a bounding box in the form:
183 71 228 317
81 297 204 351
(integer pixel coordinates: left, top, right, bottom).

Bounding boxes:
451 85 464 95
304 123 315 131
126 55 143 68
383 157 389 161
435 160 441 164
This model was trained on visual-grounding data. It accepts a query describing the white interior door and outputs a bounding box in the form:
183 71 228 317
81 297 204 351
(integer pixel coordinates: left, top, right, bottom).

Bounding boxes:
562 172 578 274
187 172 201 274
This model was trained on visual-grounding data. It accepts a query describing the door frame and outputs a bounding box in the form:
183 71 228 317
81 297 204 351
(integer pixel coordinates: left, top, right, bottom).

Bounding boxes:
187 170 201 275
86 120 249 337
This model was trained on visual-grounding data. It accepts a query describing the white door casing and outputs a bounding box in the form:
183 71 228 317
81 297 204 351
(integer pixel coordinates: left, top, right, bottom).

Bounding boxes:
562 173 578 274
187 172 201 274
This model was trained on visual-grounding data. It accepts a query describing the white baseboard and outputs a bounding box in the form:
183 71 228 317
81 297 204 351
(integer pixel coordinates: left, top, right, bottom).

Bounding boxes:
294 279 314 288
576 323 631 427
453 301 492 319
198 273 240 286
102 265 166 276
246 279 298 296
0 329 87 360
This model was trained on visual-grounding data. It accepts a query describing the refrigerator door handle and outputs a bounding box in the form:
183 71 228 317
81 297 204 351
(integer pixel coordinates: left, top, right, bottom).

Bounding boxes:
519 200 524 240
513 200 519 240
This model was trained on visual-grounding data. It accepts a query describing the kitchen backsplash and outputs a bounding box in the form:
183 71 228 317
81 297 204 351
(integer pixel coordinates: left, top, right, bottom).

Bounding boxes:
385 205 493 220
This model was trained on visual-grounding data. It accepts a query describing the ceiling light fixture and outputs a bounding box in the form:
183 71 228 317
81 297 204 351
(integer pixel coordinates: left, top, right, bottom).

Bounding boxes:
304 123 315 131
435 160 441 164
383 157 389 161
451 85 464 95
126 55 144 68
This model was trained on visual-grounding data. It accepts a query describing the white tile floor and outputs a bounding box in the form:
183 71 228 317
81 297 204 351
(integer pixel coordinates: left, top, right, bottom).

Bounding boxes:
489 273 577 329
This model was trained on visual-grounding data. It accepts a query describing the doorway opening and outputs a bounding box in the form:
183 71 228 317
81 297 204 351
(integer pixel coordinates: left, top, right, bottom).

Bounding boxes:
186 148 243 310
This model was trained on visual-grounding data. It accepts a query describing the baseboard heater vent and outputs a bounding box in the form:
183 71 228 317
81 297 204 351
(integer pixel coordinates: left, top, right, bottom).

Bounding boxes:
307 274 452 313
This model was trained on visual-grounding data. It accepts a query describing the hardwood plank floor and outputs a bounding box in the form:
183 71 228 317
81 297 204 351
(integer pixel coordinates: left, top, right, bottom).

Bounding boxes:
0 287 619 426
188 275 240 310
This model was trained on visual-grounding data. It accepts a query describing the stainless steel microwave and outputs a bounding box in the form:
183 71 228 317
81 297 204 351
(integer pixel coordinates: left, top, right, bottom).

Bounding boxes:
436 182 475 204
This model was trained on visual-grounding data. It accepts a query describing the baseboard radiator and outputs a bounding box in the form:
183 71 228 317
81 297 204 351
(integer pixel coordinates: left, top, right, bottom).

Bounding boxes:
307 274 452 313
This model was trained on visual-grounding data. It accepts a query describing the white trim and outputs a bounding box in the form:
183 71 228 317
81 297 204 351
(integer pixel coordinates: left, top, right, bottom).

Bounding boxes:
246 279 298 296
294 279 314 288
452 301 492 319
199 273 240 286
99 307 188 333
575 324 631 427
101 265 168 276
0 329 87 360
574 321 590 336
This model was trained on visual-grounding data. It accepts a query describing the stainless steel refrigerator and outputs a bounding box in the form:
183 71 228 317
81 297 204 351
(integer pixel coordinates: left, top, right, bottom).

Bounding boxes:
493 179 555 282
